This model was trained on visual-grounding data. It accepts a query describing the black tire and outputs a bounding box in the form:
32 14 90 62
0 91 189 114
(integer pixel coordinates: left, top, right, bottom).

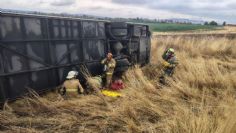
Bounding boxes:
111 29 128 36
115 58 130 73
110 22 128 28
107 22 129 40
110 22 128 36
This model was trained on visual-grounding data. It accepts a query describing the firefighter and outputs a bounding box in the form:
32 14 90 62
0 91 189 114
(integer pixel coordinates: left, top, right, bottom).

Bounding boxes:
160 48 178 84
60 71 84 98
101 53 116 88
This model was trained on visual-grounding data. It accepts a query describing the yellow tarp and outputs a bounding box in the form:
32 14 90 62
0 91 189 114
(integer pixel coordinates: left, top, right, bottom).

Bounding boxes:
101 90 122 97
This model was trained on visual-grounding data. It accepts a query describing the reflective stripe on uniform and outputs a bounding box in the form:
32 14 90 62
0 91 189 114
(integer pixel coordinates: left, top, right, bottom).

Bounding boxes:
66 89 77 92
106 72 113 75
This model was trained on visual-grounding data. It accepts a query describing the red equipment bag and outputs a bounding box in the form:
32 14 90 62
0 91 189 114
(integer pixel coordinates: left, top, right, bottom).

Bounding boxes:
110 79 124 90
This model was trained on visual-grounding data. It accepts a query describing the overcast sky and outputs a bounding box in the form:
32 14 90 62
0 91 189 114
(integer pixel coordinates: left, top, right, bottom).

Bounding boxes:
0 0 235 24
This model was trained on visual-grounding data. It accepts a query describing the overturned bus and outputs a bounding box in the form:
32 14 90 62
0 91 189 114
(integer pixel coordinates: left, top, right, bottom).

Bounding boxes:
0 11 151 103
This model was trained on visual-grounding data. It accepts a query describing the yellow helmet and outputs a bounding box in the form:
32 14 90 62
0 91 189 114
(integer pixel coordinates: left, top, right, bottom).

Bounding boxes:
168 48 175 53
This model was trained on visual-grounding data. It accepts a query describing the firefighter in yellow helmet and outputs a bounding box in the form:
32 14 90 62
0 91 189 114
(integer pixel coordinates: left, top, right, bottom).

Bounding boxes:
60 71 84 98
101 53 116 88
160 48 178 84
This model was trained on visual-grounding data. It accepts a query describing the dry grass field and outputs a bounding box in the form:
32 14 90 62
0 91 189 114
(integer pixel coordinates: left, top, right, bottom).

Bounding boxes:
0 35 236 133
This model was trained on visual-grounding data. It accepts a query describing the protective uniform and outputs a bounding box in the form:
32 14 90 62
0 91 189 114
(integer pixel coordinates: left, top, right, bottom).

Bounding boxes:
160 48 178 84
101 53 116 88
60 71 84 98
162 48 178 76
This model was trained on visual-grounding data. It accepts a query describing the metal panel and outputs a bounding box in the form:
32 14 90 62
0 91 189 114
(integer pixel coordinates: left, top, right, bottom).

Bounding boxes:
72 21 80 38
0 77 6 102
83 40 106 61
7 73 30 99
24 18 43 39
139 37 148 64
0 16 23 40
133 25 147 37
54 43 69 65
26 42 47 69
110 22 128 36
0 49 5 74
52 19 60 38
2 43 28 73
82 21 97 37
31 71 50 90
70 42 82 62
98 22 105 37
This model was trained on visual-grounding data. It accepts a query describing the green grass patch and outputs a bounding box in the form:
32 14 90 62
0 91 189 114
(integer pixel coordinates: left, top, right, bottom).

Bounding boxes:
146 23 222 32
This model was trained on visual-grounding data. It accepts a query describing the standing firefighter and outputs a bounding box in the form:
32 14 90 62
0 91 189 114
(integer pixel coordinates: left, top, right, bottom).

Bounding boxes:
101 53 116 88
60 71 84 98
159 48 178 84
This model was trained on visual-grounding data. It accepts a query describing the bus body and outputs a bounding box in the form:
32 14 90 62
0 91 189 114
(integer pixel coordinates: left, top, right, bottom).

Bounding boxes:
0 11 151 102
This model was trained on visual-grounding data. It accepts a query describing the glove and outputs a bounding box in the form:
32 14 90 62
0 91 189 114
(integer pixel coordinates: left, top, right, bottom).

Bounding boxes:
58 87 66 96
170 64 176 68
163 61 171 67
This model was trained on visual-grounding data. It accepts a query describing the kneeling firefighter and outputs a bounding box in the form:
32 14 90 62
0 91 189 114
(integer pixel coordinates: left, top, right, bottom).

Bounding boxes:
159 48 178 84
101 53 116 88
59 71 84 98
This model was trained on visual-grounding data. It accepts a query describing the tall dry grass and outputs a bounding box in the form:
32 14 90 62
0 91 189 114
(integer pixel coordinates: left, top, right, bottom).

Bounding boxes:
0 36 236 133
149 37 236 133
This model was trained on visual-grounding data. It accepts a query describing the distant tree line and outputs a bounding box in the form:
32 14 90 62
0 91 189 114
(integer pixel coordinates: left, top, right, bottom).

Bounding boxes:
204 21 227 26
